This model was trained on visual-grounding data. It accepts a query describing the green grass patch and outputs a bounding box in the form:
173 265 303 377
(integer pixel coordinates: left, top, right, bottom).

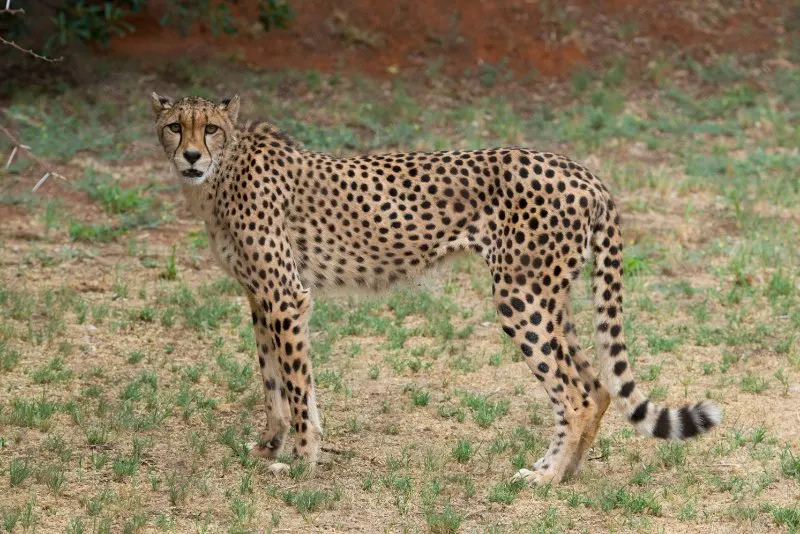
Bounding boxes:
460 393 509 428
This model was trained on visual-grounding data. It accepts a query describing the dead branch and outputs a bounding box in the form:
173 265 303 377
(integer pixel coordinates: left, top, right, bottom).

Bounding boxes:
1 0 63 62
0 121 67 192
1 0 25 15
0 36 62 62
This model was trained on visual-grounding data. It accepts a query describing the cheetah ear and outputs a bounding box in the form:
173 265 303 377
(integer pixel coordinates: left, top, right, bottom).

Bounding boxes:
219 94 240 123
151 92 172 115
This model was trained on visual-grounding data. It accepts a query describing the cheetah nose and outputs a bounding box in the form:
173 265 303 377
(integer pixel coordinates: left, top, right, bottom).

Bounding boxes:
183 150 201 165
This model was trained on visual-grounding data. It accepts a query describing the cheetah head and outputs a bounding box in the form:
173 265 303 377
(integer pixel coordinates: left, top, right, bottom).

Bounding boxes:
151 93 240 185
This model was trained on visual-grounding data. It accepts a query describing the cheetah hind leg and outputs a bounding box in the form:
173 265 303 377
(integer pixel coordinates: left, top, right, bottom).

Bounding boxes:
492 293 588 485
509 342 600 483
512 391 598 485
561 318 611 477
516 309 611 480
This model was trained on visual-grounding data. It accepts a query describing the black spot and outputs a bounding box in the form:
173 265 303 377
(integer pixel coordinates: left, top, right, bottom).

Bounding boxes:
498 303 513 317
630 399 649 422
619 381 635 398
613 360 627 376
510 297 525 312
537 362 549 374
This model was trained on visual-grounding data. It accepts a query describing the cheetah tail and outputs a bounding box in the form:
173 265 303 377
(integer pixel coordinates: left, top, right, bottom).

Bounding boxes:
590 199 722 440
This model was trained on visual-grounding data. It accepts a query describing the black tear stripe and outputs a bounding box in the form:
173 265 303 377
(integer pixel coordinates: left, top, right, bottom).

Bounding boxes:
203 121 212 159
171 110 185 161
679 405 699 438
629 399 649 423
172 131 182 161
652 409 671 439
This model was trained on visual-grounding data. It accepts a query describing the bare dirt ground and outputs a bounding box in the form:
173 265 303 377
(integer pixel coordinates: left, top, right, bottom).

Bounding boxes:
106 0 786 79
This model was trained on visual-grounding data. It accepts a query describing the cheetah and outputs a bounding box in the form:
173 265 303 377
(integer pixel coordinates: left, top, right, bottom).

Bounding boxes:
151 93 721 484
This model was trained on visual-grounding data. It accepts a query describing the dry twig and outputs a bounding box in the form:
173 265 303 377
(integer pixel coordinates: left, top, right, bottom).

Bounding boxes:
0 0 68 192
0 35 62 62
0 0 63 62
0 36 63 62
1 122 67 192
1 0 24 15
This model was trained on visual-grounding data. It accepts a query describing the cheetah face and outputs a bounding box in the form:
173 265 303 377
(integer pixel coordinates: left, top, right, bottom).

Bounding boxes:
150 93 240 185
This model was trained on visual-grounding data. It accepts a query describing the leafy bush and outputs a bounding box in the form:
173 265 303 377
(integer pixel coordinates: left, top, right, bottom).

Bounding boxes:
1 0 293 56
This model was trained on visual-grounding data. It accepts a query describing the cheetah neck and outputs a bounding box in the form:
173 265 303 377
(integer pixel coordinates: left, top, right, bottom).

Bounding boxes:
180 181 215 222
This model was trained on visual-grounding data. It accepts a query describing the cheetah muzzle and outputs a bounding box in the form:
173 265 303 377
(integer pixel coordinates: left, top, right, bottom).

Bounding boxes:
151 93 722 484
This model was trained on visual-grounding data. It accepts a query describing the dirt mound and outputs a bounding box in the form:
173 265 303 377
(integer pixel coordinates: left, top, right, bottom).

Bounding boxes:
107 0 787 79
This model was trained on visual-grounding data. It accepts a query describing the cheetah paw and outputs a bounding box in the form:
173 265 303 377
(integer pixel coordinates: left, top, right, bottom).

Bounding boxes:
512 468 535 483
512 465 561 485
248 439 282 460
267 462 290 476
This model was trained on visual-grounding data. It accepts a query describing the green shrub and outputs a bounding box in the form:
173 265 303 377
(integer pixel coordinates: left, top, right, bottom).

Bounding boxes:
2 0 294 57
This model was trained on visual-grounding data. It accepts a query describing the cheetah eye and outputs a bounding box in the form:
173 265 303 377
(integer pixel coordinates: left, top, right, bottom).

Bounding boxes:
205 124 219 135
167 123 181 133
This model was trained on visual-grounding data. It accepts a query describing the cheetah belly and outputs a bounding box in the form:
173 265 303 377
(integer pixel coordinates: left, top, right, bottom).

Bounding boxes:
288 213 479 295
303 247 476 299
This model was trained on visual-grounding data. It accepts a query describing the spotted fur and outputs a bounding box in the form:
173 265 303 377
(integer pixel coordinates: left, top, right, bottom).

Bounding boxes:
152 93 721 484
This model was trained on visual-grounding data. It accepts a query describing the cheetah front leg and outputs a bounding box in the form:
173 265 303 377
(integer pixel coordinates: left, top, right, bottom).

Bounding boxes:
231 226 323 467
247 285 322 466
247 294 291 460
279 288 323 463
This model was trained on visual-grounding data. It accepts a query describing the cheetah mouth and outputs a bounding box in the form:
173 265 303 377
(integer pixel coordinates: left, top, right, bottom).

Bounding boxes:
182 169 204 178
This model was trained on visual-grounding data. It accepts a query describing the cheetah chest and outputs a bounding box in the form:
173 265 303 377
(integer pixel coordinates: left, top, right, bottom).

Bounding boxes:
206 223 238 277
